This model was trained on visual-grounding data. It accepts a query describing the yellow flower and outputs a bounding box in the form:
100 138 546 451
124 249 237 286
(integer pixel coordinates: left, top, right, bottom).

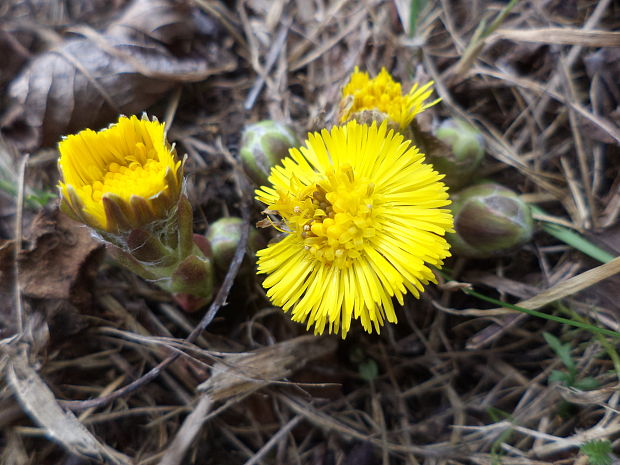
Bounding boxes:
256 120 453 338
58 115 183 234
340 67 439 129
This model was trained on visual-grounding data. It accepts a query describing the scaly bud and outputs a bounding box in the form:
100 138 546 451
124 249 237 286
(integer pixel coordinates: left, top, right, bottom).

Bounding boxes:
206 217 264 272
240 120 300 185
428 119 485 190
448 182 533 258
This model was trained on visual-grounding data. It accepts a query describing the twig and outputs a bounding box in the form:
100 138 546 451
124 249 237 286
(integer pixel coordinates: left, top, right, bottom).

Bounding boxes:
242 416 302 465
453 0 519 76
244 19 291 110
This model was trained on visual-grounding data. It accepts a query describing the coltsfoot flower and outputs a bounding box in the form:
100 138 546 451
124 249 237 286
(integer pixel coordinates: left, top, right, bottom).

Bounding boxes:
58 115 182 234
256 120 453 338
339 67 439 130
57 115 214 311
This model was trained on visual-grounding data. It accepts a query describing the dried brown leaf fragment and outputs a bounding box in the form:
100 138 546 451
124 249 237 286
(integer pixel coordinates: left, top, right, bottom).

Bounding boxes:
0 0 236 150
0 208 104 342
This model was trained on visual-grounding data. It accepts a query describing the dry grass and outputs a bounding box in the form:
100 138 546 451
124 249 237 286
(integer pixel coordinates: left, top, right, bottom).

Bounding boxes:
1 0 619 464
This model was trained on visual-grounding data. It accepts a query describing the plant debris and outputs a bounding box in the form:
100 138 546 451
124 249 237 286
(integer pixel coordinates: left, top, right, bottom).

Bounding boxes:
0 0 619 464
0 0 236 150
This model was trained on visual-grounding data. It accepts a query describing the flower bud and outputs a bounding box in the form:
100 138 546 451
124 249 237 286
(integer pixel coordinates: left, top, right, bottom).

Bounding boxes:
206 217 264 272
338 67 439 130
344 109 401 134
240 120 300 185
427 119 485 190
448 182 533 258
57 114 214 311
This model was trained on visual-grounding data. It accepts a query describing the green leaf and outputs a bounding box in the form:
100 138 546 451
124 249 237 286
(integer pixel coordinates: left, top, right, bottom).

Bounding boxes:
573 377 600 391
580 439 613 465
486 407 512 422
549 370 573 385
543 332 576 372
358 359 378 382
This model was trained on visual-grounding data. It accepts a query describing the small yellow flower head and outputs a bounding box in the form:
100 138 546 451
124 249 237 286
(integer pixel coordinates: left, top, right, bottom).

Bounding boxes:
58 115 183 234
340 67 439 129
256 120 454 338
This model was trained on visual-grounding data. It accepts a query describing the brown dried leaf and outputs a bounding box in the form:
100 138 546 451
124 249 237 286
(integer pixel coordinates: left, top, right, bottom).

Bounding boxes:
1 0 236 150
159 336 337 465
198 335 338 402
0 28 33 90
19 208 103 304
5 348 132 464
0 208 103 341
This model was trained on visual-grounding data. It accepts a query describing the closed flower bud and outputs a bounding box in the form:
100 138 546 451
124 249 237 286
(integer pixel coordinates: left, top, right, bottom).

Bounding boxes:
428 119 485 190
206 217 264 272
448 182 533 258
240 120 300 185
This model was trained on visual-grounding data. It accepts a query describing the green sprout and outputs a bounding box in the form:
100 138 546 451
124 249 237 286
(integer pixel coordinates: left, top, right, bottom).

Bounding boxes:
543 332 599 390
580 439 614 465
0 179 55 209
487 407 514 465
350 346 379 382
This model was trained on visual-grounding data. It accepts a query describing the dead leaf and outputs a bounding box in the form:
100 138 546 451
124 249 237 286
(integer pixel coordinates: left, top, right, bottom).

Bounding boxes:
0 27 33 91
0 0 236 150
159 335 337 465
5 347 132 464
0 208 104 342
19 208 103 304
22 209 104 342
157 395 213 465
556 384 618 406
198 335 338 402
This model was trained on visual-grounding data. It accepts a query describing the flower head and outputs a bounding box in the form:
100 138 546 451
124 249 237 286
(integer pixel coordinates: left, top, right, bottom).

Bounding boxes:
340 67 439 129
256 120 453 338
58 115 183 234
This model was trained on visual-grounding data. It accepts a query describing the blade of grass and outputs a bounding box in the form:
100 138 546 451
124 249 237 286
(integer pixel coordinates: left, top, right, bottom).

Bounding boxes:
531 205 615 264
556 302 620 381
408 0 427 37
437 259 620 339
461 287 620 339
